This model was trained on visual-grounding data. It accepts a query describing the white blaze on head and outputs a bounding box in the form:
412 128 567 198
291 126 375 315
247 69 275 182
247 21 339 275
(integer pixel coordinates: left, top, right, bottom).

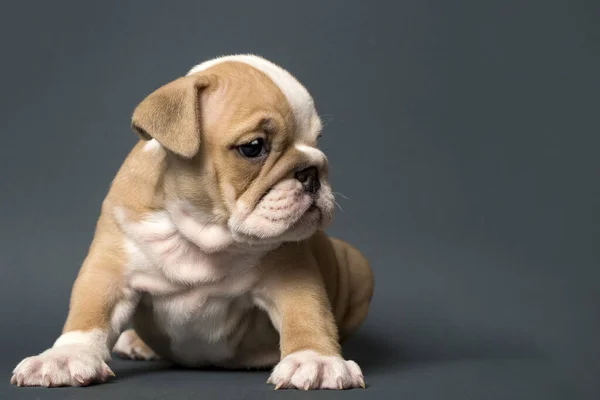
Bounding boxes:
294 144 326 169
187 54 319 140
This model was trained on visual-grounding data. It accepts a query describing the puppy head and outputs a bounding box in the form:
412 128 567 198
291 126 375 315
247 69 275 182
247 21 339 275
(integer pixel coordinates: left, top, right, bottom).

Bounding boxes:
132 55 334 246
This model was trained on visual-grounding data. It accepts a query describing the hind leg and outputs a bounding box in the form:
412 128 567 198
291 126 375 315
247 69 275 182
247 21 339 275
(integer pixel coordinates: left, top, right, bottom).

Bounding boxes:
113 329 160 361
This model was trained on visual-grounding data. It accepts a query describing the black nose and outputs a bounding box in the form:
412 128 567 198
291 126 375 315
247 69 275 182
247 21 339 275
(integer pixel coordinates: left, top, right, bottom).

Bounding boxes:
295 166 320 194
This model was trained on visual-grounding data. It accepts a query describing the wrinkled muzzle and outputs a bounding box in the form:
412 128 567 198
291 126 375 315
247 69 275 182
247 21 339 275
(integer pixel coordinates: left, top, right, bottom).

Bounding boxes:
228 176 334 244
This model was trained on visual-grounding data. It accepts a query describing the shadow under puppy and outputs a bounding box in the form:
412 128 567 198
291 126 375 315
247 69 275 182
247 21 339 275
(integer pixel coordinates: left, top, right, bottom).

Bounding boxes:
11 55 374 390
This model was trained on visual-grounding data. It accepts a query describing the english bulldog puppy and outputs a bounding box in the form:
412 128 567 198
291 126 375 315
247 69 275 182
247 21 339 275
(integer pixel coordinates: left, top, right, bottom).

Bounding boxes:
11 55 374 390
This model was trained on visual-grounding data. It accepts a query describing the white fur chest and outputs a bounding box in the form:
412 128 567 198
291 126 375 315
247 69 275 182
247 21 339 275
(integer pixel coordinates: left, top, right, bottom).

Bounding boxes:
116 206 268 365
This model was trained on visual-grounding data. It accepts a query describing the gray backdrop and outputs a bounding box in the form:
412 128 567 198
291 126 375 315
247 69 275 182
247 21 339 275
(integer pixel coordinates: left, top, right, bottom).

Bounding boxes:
1 1 598 399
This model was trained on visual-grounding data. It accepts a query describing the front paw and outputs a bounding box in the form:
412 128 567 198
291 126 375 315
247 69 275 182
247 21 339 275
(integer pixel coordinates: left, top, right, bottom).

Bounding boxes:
10 345 114 387
267 350 365 390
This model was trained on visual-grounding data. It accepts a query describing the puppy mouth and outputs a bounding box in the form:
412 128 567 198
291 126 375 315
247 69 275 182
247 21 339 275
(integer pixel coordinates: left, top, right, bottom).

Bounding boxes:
300 197 320 214
306 203 320 215
278 201 322 236
298 200 322 224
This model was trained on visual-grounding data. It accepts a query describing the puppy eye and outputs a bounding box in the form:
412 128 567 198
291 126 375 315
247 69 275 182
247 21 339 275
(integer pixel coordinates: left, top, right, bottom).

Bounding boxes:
238 138 267 158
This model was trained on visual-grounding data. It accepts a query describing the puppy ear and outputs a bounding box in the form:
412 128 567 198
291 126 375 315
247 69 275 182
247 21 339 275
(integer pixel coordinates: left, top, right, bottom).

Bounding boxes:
131 74 211 158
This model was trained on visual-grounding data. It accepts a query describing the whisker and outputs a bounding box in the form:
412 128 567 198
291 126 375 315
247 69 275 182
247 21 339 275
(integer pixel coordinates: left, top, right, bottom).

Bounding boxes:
333 191 352 200
319 114 337 130
334 199 345 213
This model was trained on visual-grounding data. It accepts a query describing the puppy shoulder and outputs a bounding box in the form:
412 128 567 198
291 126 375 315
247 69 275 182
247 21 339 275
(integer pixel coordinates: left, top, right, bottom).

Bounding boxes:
104 140 167 217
